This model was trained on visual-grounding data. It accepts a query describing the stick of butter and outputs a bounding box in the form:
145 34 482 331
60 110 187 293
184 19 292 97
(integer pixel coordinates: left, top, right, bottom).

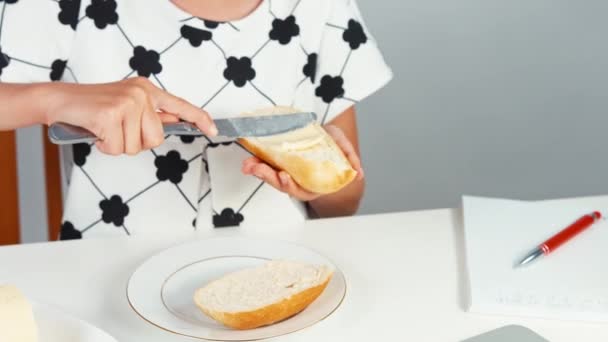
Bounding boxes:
0 285 37 342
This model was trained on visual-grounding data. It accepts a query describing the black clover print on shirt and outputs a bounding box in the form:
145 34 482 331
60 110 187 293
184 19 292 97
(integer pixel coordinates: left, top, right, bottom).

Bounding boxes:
204 20 220 29
73 143 91 167
155 151 189 184
303 53 318 83
224 57 255 87
0 47 9 76
343 19 367 49
316 75 344 103
180 135 198 144
60 221 82 240
129 46 162 77
58 0 81 30
213 208 244 228
50 59 67 81
180 25 212 47
85 0 118 29
207 141 233 149
269 15 300 45
99 195 129 226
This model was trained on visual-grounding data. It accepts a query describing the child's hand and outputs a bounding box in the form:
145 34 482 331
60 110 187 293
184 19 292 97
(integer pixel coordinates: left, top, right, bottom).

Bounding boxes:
241 125 364 201
45 77 217 155
242 155 321 201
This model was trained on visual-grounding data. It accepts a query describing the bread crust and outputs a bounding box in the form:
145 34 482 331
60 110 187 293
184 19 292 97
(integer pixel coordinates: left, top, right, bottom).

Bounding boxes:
194 275 332 330
238 137 357 194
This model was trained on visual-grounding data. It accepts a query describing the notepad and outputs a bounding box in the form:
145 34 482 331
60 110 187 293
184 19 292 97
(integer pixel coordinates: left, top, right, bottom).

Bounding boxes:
462 195 608 322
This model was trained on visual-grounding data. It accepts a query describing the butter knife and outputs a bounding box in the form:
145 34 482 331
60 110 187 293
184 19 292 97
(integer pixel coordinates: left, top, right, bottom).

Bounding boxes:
48 112 317 144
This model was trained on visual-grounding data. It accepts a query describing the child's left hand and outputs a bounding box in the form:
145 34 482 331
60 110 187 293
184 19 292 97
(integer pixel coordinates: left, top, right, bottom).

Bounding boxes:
241 125 364 201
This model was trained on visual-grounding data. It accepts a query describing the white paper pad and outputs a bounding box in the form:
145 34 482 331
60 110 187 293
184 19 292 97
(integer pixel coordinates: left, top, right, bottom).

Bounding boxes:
463 195 608 322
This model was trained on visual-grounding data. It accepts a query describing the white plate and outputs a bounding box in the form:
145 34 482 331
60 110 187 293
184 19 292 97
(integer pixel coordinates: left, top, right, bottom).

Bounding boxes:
34 302 118 342
127 237 346 341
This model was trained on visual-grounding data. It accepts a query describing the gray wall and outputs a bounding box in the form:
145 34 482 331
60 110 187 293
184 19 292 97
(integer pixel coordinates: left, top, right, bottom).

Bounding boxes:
356 0 608 214
15 0 608 241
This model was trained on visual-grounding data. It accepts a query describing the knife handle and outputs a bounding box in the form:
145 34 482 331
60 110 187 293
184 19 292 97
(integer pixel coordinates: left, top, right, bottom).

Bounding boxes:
47 122 204 145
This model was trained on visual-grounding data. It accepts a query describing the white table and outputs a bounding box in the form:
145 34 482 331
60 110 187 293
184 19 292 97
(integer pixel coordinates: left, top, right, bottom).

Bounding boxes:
1 208 606 341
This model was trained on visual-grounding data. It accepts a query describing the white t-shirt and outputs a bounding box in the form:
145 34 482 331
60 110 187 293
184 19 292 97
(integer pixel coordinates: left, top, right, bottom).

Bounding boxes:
0 0 392 239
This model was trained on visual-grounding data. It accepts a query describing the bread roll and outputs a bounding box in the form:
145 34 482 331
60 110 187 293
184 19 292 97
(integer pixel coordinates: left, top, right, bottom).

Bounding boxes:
238 106 357 194
193 260 333 330
0 285 38 342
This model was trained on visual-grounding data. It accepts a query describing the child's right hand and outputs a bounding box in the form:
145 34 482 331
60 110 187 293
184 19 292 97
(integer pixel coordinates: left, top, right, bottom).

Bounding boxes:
44 77 217 155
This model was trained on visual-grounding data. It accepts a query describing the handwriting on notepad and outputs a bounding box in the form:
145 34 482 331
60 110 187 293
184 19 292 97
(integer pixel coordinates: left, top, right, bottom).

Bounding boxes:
496 290 608 311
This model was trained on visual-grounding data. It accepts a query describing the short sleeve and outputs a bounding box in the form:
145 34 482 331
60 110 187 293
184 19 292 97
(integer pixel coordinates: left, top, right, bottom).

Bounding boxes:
312 0 393 124
0 0 82 84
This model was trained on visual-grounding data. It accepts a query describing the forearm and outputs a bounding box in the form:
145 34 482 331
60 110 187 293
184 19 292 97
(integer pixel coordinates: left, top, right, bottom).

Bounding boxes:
307 176 365 218
0 83 52 130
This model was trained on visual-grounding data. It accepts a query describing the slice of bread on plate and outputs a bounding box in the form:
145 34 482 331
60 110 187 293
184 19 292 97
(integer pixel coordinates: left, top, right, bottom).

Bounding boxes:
193 260 333 330
238 106 357 194
0 285 38 342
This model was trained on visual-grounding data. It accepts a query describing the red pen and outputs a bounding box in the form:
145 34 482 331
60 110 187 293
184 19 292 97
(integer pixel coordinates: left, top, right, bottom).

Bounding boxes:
515 211 602 268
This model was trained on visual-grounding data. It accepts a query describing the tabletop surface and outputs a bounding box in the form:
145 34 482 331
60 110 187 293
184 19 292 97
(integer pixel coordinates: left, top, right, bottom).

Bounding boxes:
1 208 606 342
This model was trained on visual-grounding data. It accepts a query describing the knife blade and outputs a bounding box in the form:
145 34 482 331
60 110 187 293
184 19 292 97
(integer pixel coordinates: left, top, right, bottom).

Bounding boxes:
47 112 317 145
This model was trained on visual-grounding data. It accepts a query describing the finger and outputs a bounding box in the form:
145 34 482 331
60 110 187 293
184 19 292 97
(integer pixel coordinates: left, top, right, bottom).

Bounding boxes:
326 126 364 180
250 162 319 201
96 115 124 155
339 144 364 180
147 86 218 137
329 127 359 166
141 101 164 149
123 107 142 155
242 157 263 175
251 163 282 189
278 171 319 201
158 112 180 123
94 141 104 154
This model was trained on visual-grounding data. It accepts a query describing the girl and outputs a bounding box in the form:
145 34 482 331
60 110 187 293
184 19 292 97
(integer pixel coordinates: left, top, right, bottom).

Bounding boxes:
0 0 392 238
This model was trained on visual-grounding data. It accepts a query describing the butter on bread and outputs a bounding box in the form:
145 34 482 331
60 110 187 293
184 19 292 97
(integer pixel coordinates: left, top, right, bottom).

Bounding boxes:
193 260 333 330
0 285 38 342
238 106 357 194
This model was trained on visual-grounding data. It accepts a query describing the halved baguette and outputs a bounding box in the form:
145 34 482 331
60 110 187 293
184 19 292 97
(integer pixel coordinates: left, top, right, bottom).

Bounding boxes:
238 106 357 194
0 285 38 342
193 260 333 330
